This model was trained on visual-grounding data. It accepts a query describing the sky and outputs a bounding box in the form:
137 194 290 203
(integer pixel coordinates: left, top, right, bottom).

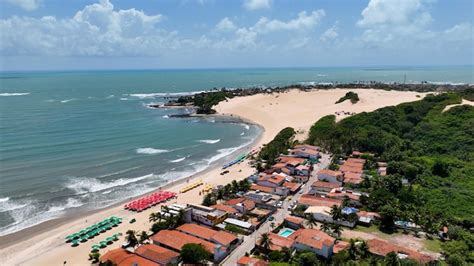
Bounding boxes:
0 0 473 70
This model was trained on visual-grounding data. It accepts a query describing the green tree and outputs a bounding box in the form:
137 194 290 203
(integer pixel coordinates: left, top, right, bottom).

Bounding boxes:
320 221 330 233
331 223 343 238
330 205 342 221
259 233 273 253
125 230 138 248
139 231 149 244
432 160 450 177
304 214 318 229
358 240 369 259
180 243 211 264
89 251 100 263
294 251 320 266
384 251 399 266
202 193 217 206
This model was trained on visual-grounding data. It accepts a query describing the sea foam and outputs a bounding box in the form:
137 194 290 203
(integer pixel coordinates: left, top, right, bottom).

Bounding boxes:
66 174 155 194
0 93 30 96
170 157 186 163
128 91 205 99
136 148 169 155
197 139 221 144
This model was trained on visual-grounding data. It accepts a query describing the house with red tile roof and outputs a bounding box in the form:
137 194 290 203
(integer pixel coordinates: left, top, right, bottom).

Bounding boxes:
327 188 362 205
135 244 179 265
290 145 320 159
151 229 227 262
343 172 363 185
333 241 350 254
284 215 305 229
339 165 363 174
298 194 342 207
99 248 159 266
283 182 302 194
289 229 335 258
317 169 344 184
237 256 269 266
250 183 275 194
257 174 286 188
211 204 239 216
367 239 435 264
176 223 239 249
223 197 256 214
263 232 294 251
310 181 341 195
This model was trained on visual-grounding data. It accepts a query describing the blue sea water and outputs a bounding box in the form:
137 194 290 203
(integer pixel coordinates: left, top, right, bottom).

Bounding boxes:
0 66 472 235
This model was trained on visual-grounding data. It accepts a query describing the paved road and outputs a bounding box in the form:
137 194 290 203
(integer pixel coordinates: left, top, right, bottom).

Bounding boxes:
220 154 331 265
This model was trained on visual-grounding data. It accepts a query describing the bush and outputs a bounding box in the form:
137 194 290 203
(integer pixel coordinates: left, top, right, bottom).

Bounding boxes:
336 91 360 104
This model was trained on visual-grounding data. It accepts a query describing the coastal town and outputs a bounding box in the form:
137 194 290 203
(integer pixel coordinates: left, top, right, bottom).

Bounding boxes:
67 141 440 266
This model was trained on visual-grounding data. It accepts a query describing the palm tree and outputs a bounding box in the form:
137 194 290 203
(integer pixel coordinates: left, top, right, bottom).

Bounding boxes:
358 240 369 259
259 233 273 253
149 212 162 223
139 231 149 244
280 246 292 262
304 214 318 229
320 222 330 233
348 239 357 259
330 205 342 221
384 251 399 266
331 223 343 238
125 230 138 248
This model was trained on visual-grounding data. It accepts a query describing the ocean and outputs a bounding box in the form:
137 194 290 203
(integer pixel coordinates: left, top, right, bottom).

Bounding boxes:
0 66 472 236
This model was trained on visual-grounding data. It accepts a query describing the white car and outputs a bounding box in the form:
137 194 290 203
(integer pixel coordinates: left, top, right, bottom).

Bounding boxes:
276 201 283 208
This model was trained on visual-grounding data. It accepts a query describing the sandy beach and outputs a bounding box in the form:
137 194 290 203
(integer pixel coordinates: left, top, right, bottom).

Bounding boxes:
0 88 426 266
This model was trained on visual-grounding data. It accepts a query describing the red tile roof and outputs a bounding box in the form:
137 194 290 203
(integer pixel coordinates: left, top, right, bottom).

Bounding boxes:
242 199 256 210
272 162 287 169
279 156 306 165
344 172 363 184
289 229 335 250
237 256 269 266
151 230 216 254
100 248 158 266
367 239 434 264
177 223 237 247
327 190 360 201
339 165 363 174
250 184 275 193
317 169 343 177
294 144 319 151
298 194 342 207
311 181 340 189
333 241 350 254
284 215 305 225
283 182 302 192
266 233 294 251
258 174 285 185
224 197 245 205
347 158 366 164
135 244 179 265
211 204 238 214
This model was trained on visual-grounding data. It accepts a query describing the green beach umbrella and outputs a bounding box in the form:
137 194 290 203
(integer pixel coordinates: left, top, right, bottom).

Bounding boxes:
80 237 88 243
112 234 119 241
106 236 114 243
71 240 80 247
79 229 87 235
99 241 108 248
72 233 81 239
65 234 75 239
87 234 94 239
91 244 100 249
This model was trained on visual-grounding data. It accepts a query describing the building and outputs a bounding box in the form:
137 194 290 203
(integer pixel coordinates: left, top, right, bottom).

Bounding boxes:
298 194 342 207
289 229 335 258
283 182 302 194
210 204 239 217
135 244 179 265
290 145 320 159
309 181 340 195
367 239 434 264
257 174 286 188
326 188 362 206
317 169 344 184
177 223 239 248
151 229 227 262
284 215 305 229
245 191 273 204
304 206 356 228
343 172 363 186
186 204 228 227
237 256 269 266
223 197 256 213
264 232 295 251
357 211 380 226
250 183 275 194
295 165 311 177
218 218 254 233
333 241 350 254
99 248 159 266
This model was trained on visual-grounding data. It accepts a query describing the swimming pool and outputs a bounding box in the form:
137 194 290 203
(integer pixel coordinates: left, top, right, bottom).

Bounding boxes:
278 228 295 238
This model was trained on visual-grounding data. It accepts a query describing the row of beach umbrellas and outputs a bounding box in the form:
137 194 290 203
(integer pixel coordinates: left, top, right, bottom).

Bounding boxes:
65 216 122 246
124 191 176 212
90 233 121 251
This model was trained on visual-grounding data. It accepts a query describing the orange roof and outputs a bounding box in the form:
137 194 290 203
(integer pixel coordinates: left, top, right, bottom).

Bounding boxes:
347 158 366 164
311 181 340 189
211 204 238 214
327 191 360 201
224 197 245 205
250 184 275 193
135 244 179 265
281 167 291 175
177 223 237 247
294 144 319 151
339 165 363 174
367 239 434 263
279 156 305 165
358 211 380 219
284 215 304 225
242 199 256 210
151 230 216 254
298 194 342 207
289 229 334 250
237 256 269 266
317 169 343 177
272 162 287 169
258 174 285 185
266 233 294 251
100 248 158 266
283 182 302 192
344 172 362 184
333 241 350 253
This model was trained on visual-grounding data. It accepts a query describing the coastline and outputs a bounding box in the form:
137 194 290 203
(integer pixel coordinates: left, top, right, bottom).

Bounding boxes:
0 88 427 265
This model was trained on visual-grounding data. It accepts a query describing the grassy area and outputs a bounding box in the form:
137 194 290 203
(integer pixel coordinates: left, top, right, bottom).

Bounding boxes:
353 224 380 234
423 238 442 253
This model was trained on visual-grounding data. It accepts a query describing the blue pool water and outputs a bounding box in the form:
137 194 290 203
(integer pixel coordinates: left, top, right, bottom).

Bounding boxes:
278 228 295 238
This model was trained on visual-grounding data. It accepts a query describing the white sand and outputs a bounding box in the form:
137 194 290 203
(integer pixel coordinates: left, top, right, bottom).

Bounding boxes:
0 88 426 266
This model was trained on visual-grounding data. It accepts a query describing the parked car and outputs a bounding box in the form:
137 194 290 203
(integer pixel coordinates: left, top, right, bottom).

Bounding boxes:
276 201 283 208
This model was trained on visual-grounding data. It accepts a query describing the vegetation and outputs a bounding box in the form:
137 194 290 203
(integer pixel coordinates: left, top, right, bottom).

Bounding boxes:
202 179 251 206
125 230 138 248
306 91 474 264
225 224 246 234
180 243 211 264
258 127 296 167
88 251 100 263
259 233 273 253
336 91 360 104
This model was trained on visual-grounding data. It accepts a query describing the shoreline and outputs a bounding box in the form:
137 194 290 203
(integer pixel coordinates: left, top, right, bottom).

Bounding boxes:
0 88 426 265
0 114 263 243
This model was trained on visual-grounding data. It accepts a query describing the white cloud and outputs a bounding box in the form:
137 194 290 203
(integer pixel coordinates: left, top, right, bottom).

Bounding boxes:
357 0 431 27
320 25 338 42
443 23 473 41
243 0 271 11
252 10 325 33
0 0 172 56
215 17 237 32
5 0 41 11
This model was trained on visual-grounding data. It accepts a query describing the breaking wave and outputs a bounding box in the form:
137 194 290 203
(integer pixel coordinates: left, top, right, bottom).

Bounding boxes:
128 91 205 99
66 174 155 194
0 93 30 96
197 139 221 144
136 148 169 155
170 157 186 163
